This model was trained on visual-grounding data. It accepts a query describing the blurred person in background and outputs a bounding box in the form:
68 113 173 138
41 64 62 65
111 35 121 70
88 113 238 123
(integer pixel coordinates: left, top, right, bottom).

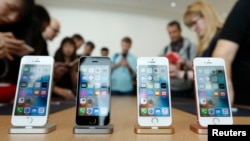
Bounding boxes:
53 37 77 100
0 0 35 103
111 37 136 96
43 17 60 41
100 47 109 57
213 0 250 106
160 20 197 98
169 0 224 95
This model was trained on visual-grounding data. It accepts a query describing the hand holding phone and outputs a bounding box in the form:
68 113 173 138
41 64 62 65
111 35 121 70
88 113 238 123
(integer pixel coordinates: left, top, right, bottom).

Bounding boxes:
11 56 54 127
137 57 172 127
166 51 180 64
193 57 233 127
75 57 111 126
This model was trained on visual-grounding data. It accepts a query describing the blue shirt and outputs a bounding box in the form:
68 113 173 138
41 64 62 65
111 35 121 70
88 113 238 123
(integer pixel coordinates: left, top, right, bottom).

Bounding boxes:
111 52 137 92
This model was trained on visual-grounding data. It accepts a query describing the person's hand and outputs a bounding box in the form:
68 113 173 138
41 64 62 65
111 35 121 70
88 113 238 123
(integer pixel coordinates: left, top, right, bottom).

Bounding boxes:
120 58 129 67
54 87 76 100
0 32 25 60
53 62 69 82
169 63 183 79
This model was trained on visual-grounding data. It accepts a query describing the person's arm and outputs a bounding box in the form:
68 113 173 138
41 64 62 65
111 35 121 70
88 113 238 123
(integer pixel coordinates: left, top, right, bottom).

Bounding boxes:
212 39 239 106
52 86 76 100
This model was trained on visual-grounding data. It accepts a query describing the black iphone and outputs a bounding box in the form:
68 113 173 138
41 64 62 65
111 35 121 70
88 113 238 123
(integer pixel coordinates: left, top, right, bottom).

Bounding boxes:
75 56 111 126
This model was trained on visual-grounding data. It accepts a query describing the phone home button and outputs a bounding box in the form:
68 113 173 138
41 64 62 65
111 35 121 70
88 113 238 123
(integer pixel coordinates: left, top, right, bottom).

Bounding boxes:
151 118 158 125
213 118 220 125
89 119 97 125
26 117 33 124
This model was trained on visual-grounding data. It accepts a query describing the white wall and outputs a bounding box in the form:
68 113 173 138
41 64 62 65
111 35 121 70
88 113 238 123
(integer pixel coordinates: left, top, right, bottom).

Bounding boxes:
45 6 197 58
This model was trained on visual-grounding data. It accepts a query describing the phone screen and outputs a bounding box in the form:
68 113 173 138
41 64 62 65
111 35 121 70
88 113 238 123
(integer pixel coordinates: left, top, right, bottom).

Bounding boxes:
195 66 231 117
138 65 170 117
77 65 110 117
14 64 51 116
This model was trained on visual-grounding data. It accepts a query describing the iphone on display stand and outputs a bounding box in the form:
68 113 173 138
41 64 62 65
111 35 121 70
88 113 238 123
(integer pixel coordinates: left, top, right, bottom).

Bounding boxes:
137 57 172 127
75 57 111 126
193 57 233 128
10 56 56 133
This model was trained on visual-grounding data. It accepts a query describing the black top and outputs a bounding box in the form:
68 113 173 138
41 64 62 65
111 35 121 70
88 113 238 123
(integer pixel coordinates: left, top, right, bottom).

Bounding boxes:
219 0 250 105
201 29 221 57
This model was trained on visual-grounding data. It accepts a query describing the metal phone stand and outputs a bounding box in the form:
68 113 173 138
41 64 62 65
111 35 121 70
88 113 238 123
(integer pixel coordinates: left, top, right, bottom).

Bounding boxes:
9 123 56 134
73 124 113 134
189 124 208 134
134 124 174 134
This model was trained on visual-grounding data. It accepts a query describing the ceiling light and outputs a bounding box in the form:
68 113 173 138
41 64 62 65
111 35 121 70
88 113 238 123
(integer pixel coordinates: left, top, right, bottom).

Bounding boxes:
170 2 176 7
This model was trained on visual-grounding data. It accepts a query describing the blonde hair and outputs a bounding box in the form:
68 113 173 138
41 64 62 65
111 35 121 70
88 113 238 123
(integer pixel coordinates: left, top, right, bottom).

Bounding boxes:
184 0 223 56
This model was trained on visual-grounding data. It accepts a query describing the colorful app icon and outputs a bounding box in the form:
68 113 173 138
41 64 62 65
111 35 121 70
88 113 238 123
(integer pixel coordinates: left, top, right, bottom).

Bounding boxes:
140 90 146 96
201 108 207 115
88 82 94 88
147 68 152 73
147 98 154 105
154 90 160 96
154 83 160 89
208 108 214 115
40 90 47 96
35 82 41 88
88 68 94 73
101 83 108 88
38 107 45 114
199 91 206 97
140 76 146 81
102 68 108 73
140 68 146 73
31 107 38 114
80 98 86 104
214 91 219 97
199 84 205 89
30 67 36 72
20 82 27 87
147 90 154 96
161 83 166 88
93 108 100 115
148 108 154 115
29 74 35 80
211 76 217 82
95 68 101 73
100 108 108 115
220 91 226 97
81 67 87 73
147 82 153 89
18 97 25 104
161 90 167 96
205 83 212 89
79 108 86 115
198 76 205 82
200 98 207 105
81 82 87 88
212 84 218 89
141 83 146 88
34 90 40 96
87 108 93 115
215 109 221 115
26 89 33 96
16 107 23 114
88 75 94 80
27 82 33 87
162 108 168 115
101 90 107 96
205 76 210 81
42 82 47 88
95 83 101 88
153 75 159 81
154 68 159 73
141 108 147 115
19 89 26 96
222 108 229 115
140 98 147 104
147 75 153 81
219 83 225 89
24 107 31 114
198 68 203 73
35 74 42 80
80 90 87 96
155 108 161 115
22 74 28 80
23 66 29 72
94 90 100 96
204 69 209 74
81 75 88 81
87 90 94 96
